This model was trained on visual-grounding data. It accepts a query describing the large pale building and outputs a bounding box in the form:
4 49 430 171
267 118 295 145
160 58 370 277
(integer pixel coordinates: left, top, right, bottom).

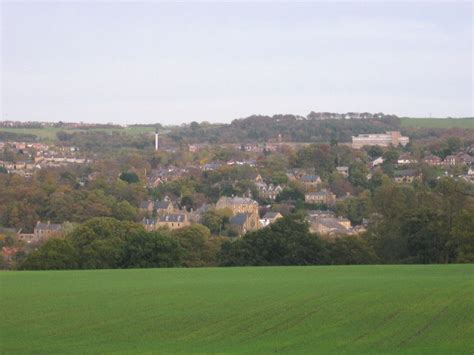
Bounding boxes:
216 196 261 234
216 196 259 216
352 131 409 149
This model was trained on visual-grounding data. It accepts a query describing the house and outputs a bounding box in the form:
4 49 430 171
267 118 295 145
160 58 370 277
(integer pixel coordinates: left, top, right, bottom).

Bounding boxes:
397 154 417 165
216 196 259 217
422 155 442 166
305 189 336 206
309 216 352 236
146 174 163 188
443 155 457 166
139 200 155 214
255 182 283 200
259 211 283 228
216 196 261 233
456 153 472 165
156 213 190 230
336 166 349 177
229 213 260 235
307 210 335 219
33 221 63 242
299 174 322 190
142 218 157 232
393 169 421 183
155 198 175 214
352 131 409 149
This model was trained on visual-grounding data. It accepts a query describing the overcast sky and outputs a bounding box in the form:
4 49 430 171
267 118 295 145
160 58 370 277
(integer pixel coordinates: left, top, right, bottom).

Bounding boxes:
1 1 473 124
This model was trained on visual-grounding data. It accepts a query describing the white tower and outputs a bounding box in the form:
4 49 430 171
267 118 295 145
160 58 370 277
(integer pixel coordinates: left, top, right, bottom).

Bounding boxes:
154 131 159 151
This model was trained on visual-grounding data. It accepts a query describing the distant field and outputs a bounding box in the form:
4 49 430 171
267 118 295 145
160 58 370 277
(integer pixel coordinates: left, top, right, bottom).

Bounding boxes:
1 265 473 354
0 125 156 140
401 117 474 129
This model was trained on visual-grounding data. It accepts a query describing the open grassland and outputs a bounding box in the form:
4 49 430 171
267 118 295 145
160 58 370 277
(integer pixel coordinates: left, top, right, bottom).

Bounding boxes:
401 117 474 129
1 265 473 354
0 125 156 140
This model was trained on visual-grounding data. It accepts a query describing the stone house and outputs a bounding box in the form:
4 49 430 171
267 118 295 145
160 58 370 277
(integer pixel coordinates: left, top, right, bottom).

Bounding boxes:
156 213 190 230
393 169 421 183
139 200 155 214
216 196 261 234
299 174 322 190
33 221 63 242
304 189 336 206
255 182 283 200
155 199 175 215
229 213 260 236
216 196 259 216
422 155 442 166
143 213 190 231
443 155 457 166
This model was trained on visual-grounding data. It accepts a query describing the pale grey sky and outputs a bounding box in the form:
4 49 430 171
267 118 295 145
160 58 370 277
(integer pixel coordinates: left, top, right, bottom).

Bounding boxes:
1 1 473 124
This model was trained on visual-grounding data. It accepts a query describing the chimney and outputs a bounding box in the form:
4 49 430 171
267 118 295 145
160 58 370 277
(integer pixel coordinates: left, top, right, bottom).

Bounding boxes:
155 131 159 151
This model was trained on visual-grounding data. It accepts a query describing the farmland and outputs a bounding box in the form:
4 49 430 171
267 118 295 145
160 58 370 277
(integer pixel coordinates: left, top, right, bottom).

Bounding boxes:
1 265 473 354
0 125 156 140
400 117 474 129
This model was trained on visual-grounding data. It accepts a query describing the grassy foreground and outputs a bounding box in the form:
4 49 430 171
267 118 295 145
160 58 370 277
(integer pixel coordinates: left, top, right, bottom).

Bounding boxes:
1 265 473 354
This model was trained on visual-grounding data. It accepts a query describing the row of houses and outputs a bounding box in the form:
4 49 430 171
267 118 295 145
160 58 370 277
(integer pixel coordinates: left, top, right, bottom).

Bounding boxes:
140 195 283 235
422 153 472 166
307 210 366 237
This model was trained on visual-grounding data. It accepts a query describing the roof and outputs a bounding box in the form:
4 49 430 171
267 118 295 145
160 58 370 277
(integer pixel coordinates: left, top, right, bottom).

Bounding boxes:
157 214 186 223
306 189 332 197
218 196 258 206
230 213 248 226
263 212 281 219
35 222 61 231
316 218 350 234
155 200 172 210
300 174 320 182
139 200 153 209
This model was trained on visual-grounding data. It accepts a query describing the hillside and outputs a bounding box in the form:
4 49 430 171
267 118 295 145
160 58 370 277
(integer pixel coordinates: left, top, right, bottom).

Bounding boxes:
1 265 473 353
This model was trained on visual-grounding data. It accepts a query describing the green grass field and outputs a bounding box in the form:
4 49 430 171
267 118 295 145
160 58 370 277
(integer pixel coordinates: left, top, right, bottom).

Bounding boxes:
1 265 473 354
401 117 474 129
0 125 156 140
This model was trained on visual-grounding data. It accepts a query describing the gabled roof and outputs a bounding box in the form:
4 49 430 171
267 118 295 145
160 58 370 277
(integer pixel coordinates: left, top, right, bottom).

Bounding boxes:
300 174 320 182
218 196 258 206
139 200 153 209
155 200 173 210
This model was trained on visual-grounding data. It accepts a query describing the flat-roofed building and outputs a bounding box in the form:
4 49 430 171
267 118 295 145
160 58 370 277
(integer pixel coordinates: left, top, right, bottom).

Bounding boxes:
352 131 409 149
